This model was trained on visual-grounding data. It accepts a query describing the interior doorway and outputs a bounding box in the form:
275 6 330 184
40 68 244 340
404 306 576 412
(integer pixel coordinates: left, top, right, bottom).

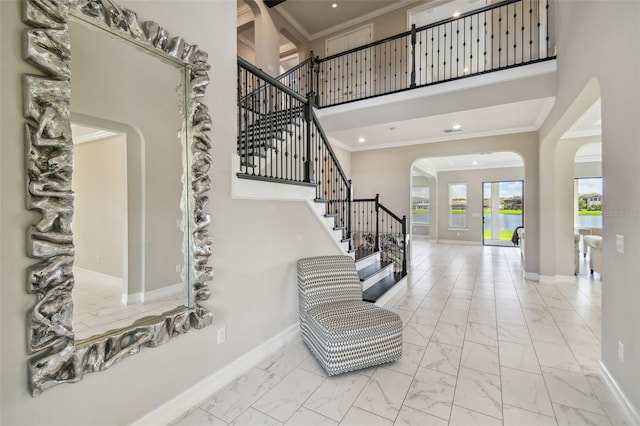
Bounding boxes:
482 180 524 247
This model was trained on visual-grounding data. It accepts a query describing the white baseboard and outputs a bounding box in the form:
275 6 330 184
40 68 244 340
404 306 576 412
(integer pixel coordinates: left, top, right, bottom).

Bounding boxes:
537 274 578 284
539 275 556 284
144 282 182 303
599 361 640 426
436 239 482 246
132 323 300 426
74 267 122 285
125 292 144 305
523 271 539 281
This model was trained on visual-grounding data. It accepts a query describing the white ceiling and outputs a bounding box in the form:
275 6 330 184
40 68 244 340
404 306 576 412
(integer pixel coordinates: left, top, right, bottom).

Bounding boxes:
71 123 119 144
413 151 523 175
272 0 420 40
328 97 554 150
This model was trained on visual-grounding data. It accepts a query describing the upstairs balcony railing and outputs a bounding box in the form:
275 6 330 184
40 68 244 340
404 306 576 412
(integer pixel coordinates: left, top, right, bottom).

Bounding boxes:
279 0 555 107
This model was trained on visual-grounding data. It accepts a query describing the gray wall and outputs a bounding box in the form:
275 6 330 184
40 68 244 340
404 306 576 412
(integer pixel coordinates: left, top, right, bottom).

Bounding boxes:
73 135 127 279
0 1 341 424
538 0 640 412
436 167 524 243
575 161 602 179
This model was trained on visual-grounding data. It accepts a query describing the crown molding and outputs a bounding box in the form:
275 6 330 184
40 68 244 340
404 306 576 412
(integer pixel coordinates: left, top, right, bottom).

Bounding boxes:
73 130 119 145
237 3 251 16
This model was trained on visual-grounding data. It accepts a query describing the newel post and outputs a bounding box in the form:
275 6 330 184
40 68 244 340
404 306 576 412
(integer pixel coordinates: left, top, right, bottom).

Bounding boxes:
347 180 353 251
375 194 381 252
304 92 315 184
401 215 408 276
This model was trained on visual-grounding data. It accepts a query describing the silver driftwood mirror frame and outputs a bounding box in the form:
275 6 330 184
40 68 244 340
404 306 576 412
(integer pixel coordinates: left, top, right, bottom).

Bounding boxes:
23 0 213 396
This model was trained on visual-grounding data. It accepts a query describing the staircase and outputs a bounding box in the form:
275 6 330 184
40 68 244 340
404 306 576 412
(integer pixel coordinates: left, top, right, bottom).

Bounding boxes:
237 57 407 304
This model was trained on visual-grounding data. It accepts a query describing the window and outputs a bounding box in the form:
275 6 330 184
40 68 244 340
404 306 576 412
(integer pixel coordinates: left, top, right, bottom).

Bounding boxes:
575 177 603 228
411 186 430 225
449 183 467 229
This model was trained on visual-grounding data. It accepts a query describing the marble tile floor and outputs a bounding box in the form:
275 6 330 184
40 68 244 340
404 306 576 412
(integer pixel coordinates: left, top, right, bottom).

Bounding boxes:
72 268 183 339
172 239 628 426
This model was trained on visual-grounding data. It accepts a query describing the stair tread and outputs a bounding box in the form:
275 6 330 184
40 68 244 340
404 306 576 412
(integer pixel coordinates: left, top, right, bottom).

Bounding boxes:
363 273 404 303
358 260 393 281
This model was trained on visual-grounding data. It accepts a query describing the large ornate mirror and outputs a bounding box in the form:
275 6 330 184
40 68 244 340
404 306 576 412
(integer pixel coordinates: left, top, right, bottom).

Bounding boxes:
23 0 213 396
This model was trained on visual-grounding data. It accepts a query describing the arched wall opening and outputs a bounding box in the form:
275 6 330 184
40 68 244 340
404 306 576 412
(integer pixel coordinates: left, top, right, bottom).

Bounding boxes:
410 151 525 248
71 113 145 303
538 78 601 280
349 132 539 275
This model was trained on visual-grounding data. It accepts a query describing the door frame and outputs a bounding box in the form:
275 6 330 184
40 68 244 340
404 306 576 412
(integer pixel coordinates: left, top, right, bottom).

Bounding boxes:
482 179 524 247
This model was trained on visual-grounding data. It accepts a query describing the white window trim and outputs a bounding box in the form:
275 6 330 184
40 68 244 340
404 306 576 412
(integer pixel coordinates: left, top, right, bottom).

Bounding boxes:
448 182 468 229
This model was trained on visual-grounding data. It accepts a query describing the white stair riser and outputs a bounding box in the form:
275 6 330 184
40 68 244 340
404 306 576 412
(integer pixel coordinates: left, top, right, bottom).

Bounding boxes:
362 263 394 292
355 251 380 270
374 277 407 308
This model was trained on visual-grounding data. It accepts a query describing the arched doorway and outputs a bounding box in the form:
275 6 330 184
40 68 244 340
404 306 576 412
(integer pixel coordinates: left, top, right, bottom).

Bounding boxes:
411 151 524 248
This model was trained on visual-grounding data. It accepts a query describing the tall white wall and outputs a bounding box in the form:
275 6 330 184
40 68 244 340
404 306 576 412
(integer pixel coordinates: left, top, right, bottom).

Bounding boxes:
538 0 640 414
0 1 341 424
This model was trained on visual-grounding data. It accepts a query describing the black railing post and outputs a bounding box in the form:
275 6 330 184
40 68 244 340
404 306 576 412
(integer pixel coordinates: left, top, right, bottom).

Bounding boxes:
374 194 380 252
410 23 417 88
314 53 321 106
304 93 315 184
347 180 353 251
308 51 315 100
401 215 407 276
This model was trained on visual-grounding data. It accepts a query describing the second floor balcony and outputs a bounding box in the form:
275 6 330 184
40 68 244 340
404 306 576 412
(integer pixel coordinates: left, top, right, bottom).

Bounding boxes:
275 0 555 109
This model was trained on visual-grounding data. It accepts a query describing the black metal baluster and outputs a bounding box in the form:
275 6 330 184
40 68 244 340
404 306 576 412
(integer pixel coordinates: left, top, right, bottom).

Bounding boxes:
462 17 466 77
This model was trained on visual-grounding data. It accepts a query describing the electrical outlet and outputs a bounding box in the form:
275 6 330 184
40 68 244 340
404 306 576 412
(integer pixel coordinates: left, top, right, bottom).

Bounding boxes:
217 326 226 345
616 234 624 253
175 264 181 273
618 341 624 363
457 232 460 236
97 255 101 264
176 219 181 228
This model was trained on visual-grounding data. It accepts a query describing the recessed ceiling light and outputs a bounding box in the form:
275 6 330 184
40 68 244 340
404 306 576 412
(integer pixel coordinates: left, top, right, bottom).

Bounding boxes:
472 160 478 165
444 123 462 133
452 11 461 18
331 3 338 8
358 137 366 143
463 67 469 73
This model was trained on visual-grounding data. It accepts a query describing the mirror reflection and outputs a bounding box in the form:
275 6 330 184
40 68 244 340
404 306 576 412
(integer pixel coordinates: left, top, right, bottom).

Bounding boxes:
69 18 187 339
